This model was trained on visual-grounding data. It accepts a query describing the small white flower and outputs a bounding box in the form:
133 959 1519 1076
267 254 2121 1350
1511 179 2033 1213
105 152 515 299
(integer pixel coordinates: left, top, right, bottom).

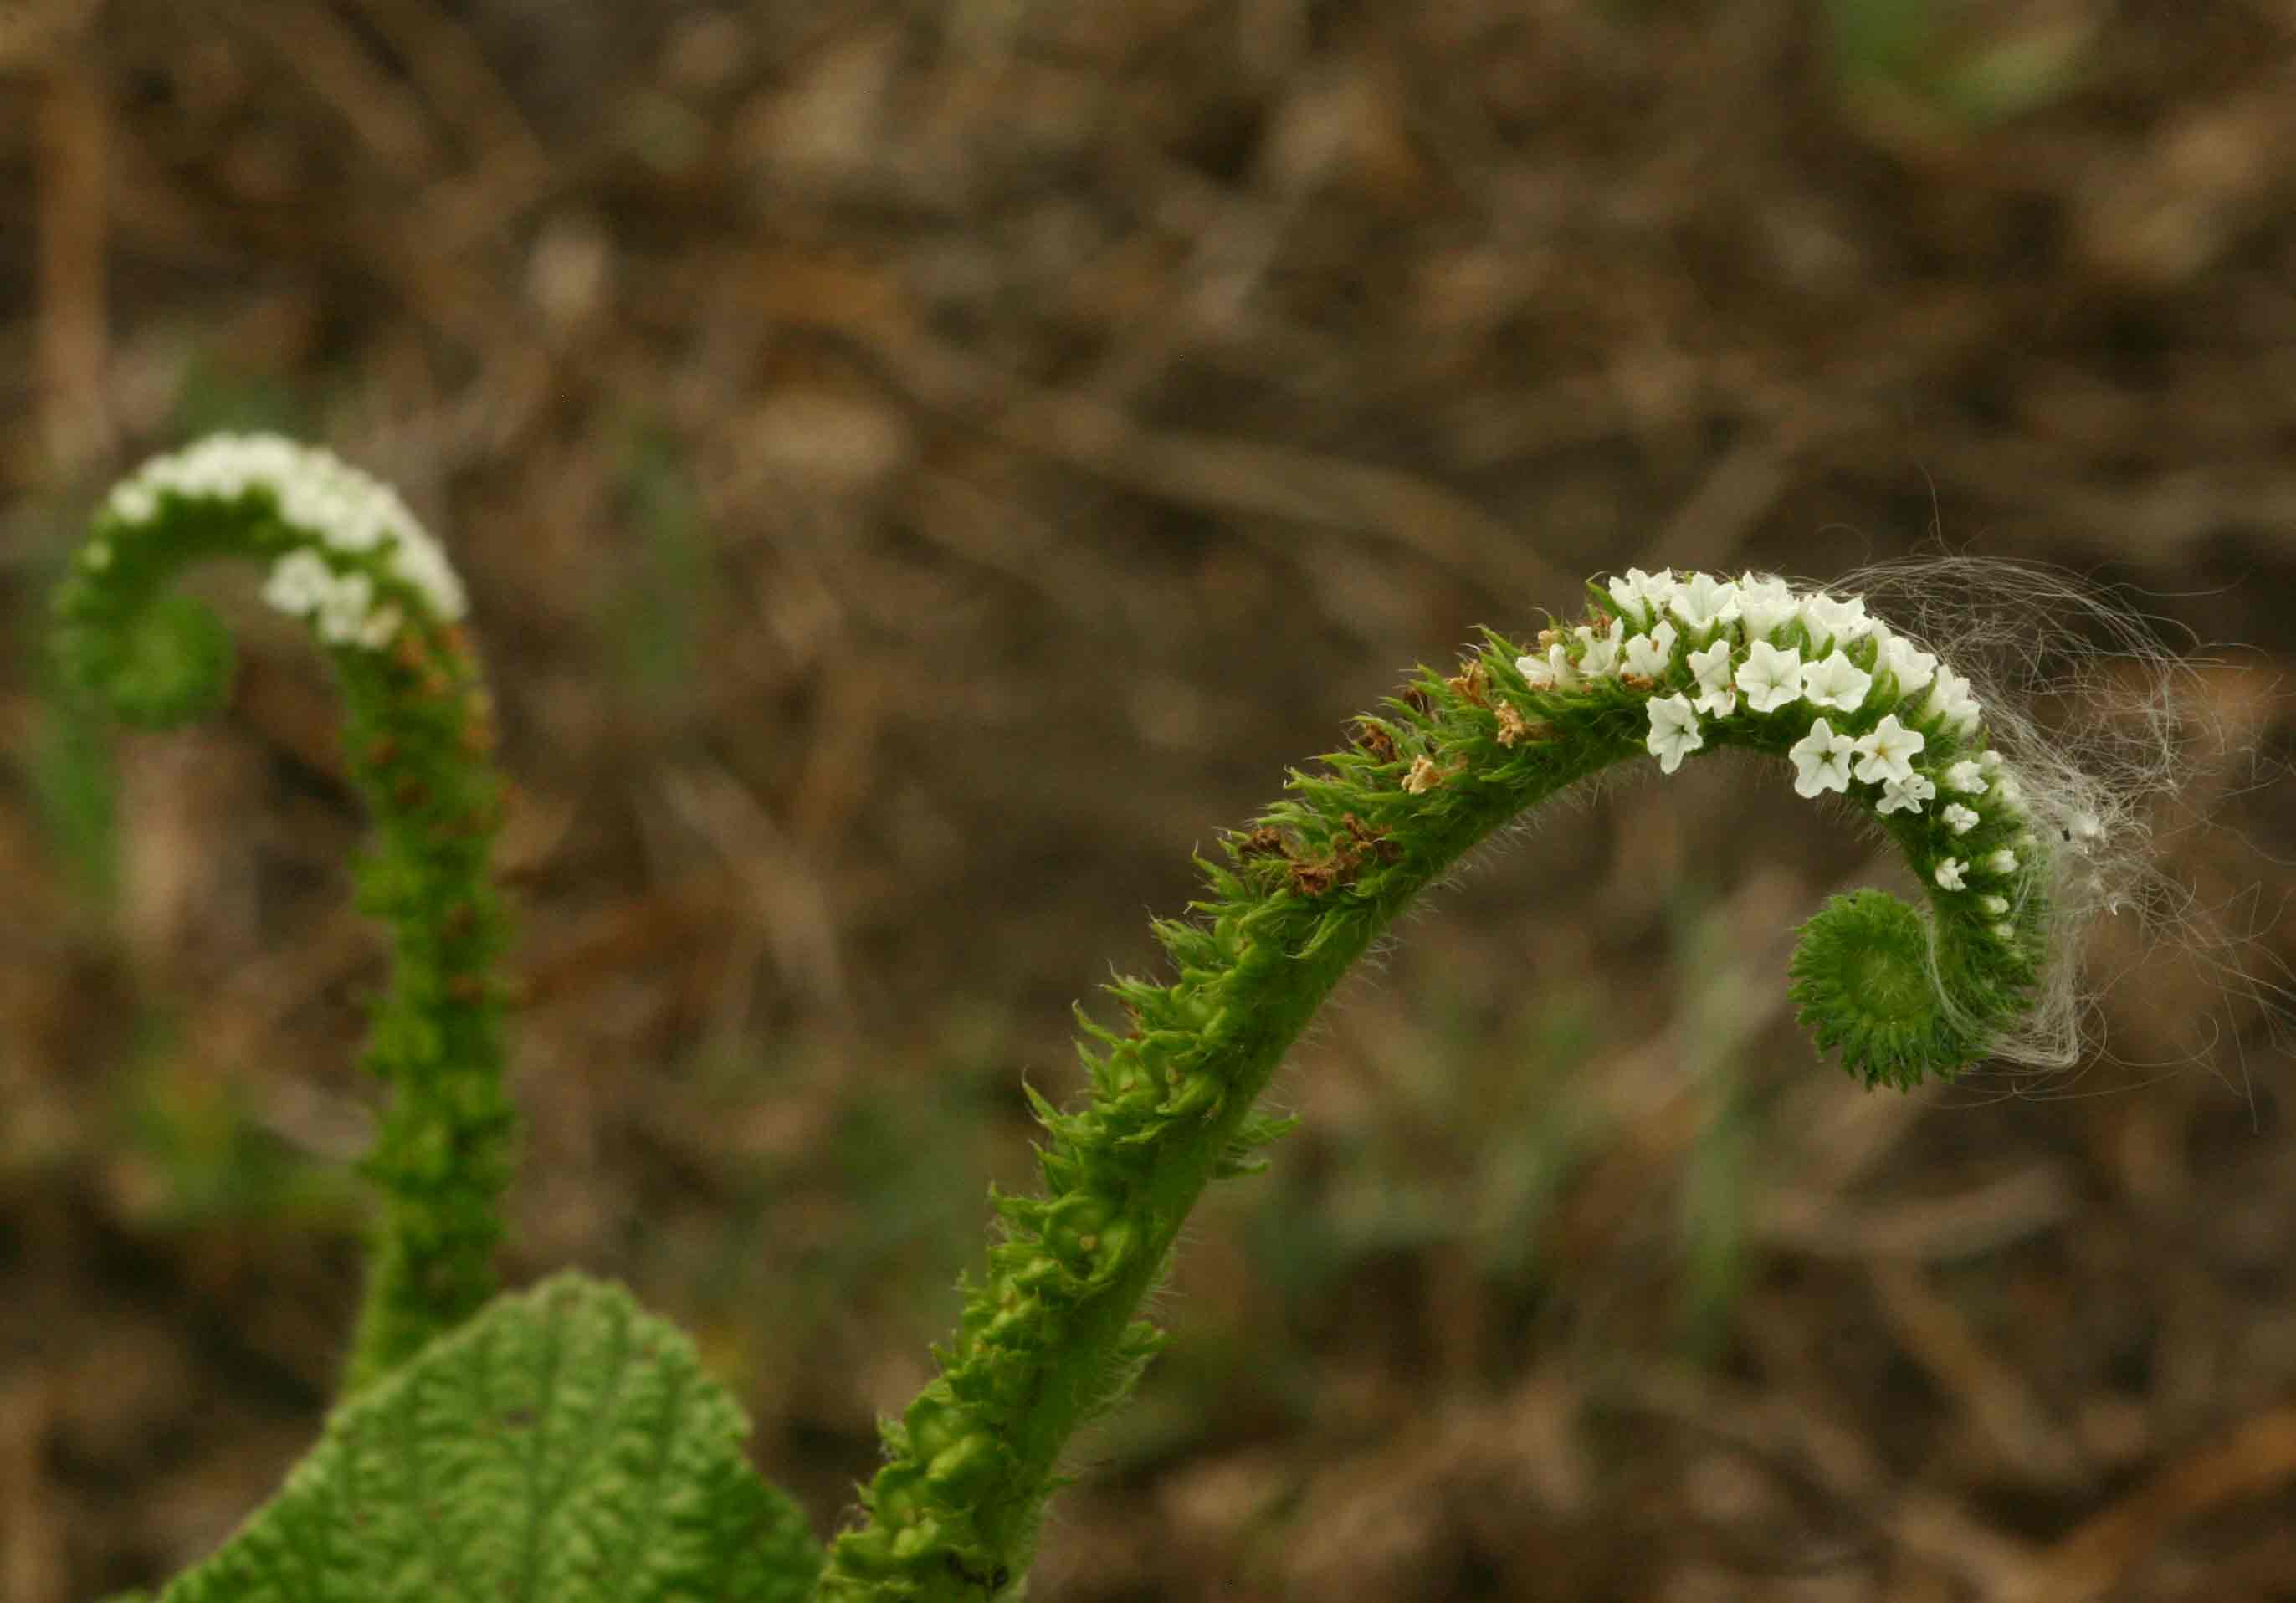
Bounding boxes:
1623 619 1678 679
1993 772 2024 807
1979 749 2004 773
262 549 336 617
1645 693 1704 775
1876 772 1936 815
1687 638 1736 714
1576 617 1626 678
1942 802 1981 834
1799 649 1873 714
1798 591 1873 649
1924 666 1983 734
1735 639 1803 713
1991 921 2017 941
390 531 469 620
1735 574 1799 639
1788 717 1858 797
1986 848 2019 874
1934 858 1967 890
1944 760 1988 795
1981 894 2010 915
1605 566 1673 624
1851 714 1925 785
1877 633 1939 696
1668 571 1741 632
315 570 375 644
1514 652 1555 689
107 482 159 523
357 603 404 650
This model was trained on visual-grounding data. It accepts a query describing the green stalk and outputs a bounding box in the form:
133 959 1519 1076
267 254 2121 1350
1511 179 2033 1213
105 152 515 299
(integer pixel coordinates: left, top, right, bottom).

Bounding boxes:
53 461 514 1394
822 613 2047 1599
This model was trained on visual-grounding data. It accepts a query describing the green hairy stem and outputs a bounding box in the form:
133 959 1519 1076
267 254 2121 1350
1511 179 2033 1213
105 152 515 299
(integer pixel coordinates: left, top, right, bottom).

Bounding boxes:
827 605 2048 1597
59 440 2063 1601
52 453 514 1395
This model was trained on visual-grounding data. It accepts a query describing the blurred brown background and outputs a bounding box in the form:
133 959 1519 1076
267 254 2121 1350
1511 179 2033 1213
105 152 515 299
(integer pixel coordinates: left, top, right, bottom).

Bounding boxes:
4 2 2296 1599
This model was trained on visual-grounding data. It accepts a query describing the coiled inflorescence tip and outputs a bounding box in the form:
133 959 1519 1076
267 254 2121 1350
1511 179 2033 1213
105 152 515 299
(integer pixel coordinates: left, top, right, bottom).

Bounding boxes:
54 433 467 725
58 433 512 1392
1529 566 2056 1088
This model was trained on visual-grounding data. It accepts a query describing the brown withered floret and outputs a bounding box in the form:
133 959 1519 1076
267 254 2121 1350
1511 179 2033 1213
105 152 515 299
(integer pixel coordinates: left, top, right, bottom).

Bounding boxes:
1445 661 1490 707
1402 754 1458 794
1621 673 1656 693
1340 812 1402 864
1402 684 1435 717
1235 826 1290 860
1287 858 1341 897
1351 720 1399 764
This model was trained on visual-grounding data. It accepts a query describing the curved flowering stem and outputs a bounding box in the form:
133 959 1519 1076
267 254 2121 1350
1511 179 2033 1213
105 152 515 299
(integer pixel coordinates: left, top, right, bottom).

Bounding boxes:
824 567 2053 1599
50 435 510 1394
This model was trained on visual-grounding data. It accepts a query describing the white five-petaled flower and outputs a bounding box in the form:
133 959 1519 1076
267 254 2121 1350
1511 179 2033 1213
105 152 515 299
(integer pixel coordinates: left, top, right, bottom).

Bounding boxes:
1788 717 1858 797
1851 714 1925 785
1735 639 1803 713
1876 772 1935 815
1605 566 1676 625
1645 693 1704 775
1519 643 1580 689
262 549 336 617
1668 571 1741 632
315 571 376 645
1934 858 1967 890
1623 619 1678 679
1924 666 1982 733
1799 649 1873 714
1986 848 2019 874
1798 591 1873 649
1576 617 1626 678
1877 634 1939 696
1943 760 1988 794
1735 573 1799 639
1686 638 1736 714
1942 802 1981 834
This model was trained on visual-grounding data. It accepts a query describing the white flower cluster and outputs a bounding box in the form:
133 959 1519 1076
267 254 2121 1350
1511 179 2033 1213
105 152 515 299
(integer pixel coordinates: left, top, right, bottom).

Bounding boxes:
1512 567 2031 916
100 433 469 648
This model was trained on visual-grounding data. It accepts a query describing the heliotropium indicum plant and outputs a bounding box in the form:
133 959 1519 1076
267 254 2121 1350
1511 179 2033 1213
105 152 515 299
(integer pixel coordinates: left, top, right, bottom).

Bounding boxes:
54 435 2167 1601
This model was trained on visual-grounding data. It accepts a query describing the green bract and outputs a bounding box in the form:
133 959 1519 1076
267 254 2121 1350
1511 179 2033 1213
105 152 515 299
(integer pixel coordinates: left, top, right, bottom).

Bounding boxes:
59 441 2060 1601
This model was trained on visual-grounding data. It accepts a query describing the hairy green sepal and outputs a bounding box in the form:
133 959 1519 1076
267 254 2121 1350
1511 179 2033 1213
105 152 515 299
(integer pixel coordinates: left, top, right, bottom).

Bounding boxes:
153 1274 822 1603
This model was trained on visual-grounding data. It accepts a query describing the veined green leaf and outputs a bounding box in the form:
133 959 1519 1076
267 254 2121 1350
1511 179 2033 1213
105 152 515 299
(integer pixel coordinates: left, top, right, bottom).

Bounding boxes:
159 1274 821 1603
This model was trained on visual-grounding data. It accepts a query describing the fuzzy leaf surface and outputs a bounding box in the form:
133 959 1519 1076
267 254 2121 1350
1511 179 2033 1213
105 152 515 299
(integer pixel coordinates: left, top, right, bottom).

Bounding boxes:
157 1273 820 1603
